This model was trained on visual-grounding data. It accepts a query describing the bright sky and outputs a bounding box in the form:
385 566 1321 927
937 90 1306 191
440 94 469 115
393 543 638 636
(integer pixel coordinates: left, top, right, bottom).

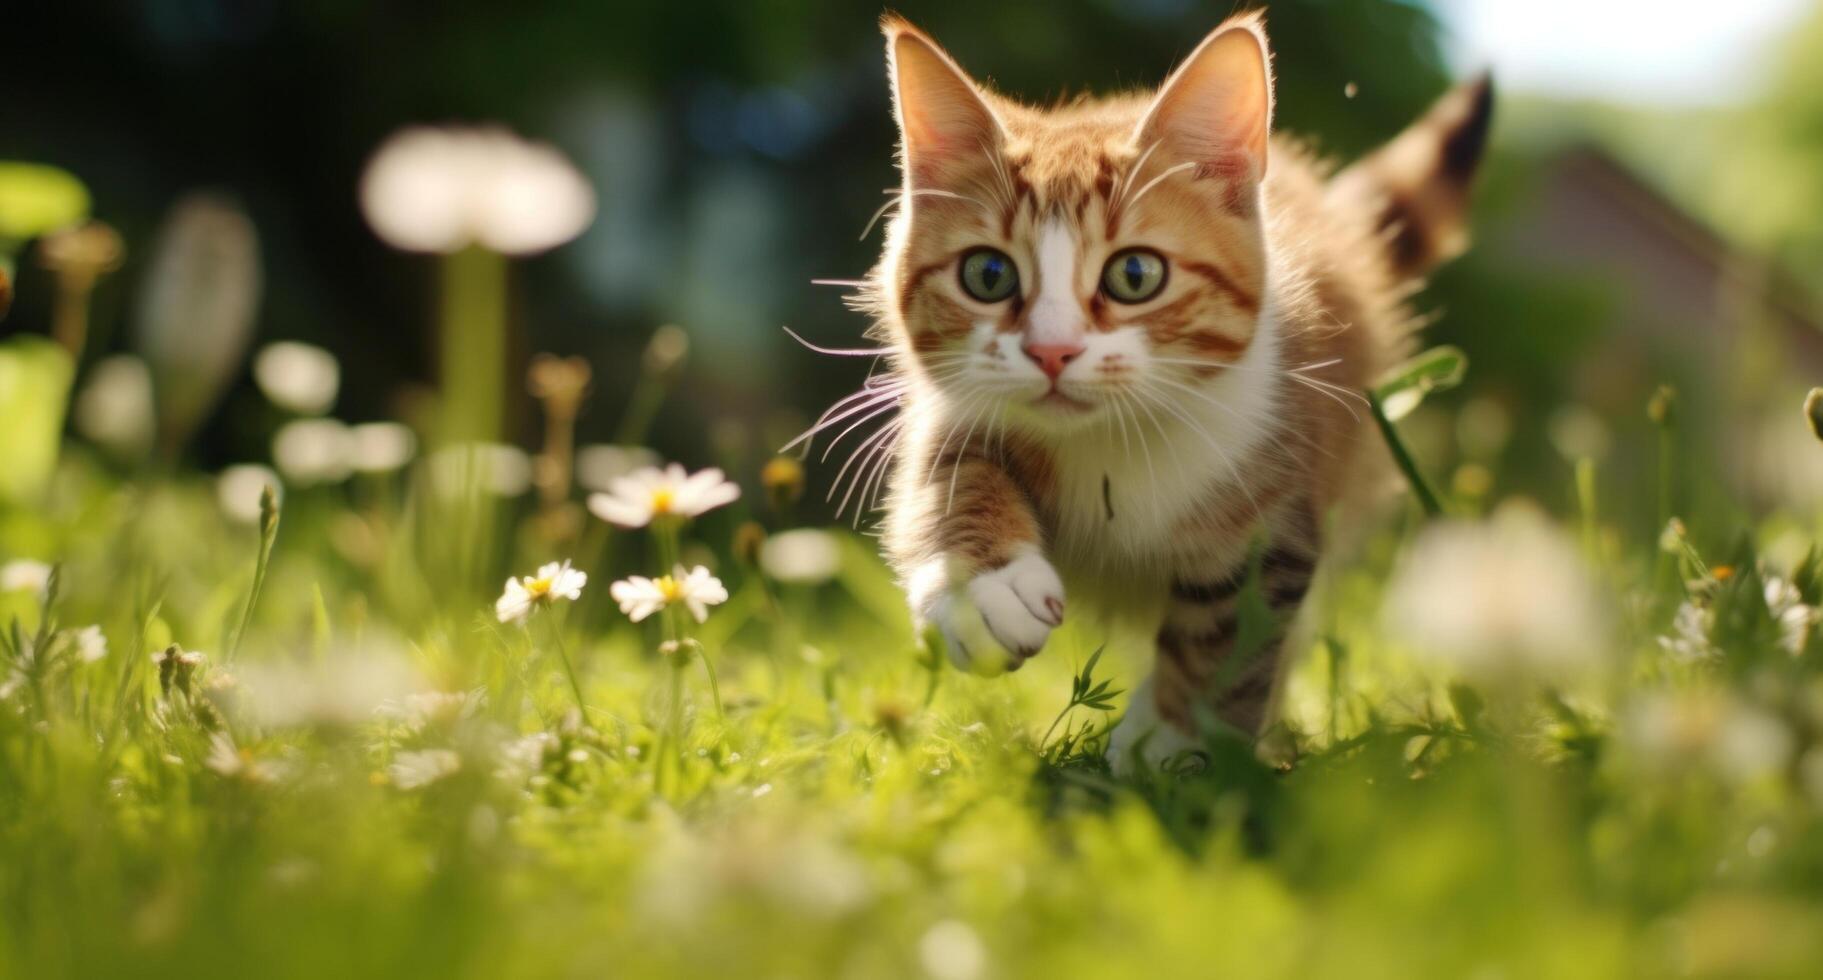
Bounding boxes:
1437 0 1814 105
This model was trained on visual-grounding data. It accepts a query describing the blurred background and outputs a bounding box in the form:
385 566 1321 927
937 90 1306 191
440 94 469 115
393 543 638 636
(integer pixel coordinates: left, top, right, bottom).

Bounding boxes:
4 0 1821 535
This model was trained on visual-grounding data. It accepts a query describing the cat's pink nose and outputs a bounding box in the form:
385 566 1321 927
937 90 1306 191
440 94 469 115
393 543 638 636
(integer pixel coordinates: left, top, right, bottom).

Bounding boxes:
1022 341 1085 381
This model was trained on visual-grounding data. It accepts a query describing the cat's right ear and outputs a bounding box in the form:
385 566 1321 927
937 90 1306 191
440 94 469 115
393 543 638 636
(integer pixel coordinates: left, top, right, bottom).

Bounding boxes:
883 16 1004 189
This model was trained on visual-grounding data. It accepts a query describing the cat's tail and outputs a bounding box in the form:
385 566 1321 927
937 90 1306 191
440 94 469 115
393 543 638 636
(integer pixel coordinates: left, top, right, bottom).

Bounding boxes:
1328 74 1494 279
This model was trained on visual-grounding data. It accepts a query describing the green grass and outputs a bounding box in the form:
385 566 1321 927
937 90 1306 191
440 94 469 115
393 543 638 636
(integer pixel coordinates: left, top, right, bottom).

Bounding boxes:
4 446 1823 980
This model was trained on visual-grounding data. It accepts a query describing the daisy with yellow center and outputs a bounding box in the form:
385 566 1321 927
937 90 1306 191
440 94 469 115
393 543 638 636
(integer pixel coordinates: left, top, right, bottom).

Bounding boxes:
587 463 739 529
609 565 728 624
496 559 587 625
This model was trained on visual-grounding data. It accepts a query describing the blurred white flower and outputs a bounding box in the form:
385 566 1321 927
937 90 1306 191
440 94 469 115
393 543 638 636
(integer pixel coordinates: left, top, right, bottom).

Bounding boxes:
0 559 51 598
575 444 662 494
389 748 462 790
218 464 282 525
348 422 417 473
1763 575 1816 656
1624 690 1794 786
759 529 841 585
378 689 486 731
1547 404 1612 463
1382 506 1612 683
205 732 283 784
238 650 425 728
73 354 155 458
588 463 740 528
359 126 596 256
920 920 988 980
1659 601 1717 662
253 341 340 415
272 418 354 486
610 565 727 624
71 625 107 664
496 560 587 625
429 443 532 498
134 194 261 449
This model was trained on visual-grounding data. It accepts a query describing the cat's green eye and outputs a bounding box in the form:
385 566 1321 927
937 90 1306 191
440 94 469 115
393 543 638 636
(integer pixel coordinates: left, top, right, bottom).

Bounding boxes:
959 248 1020 303
1101 248 1168 303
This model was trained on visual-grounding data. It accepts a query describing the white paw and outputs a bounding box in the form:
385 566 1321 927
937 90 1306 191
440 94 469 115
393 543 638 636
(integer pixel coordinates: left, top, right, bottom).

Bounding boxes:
913 549 1064 676
1106 676 1203 777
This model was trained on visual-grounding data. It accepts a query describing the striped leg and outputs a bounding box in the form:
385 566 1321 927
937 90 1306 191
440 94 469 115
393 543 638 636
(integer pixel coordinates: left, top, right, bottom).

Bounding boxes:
1129 535 1316 765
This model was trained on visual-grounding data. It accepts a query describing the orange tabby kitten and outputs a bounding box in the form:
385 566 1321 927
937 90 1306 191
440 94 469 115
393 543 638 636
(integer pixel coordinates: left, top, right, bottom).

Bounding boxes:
843 12 1489 769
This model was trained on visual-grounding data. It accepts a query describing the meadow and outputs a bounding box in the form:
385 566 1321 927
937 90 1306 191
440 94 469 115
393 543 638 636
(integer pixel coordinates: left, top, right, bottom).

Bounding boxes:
7 3 1823 972
5 305 1823 977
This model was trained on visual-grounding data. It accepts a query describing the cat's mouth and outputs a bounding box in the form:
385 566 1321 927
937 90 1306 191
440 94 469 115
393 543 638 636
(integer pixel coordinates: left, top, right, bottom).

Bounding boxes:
1032 388 1094 413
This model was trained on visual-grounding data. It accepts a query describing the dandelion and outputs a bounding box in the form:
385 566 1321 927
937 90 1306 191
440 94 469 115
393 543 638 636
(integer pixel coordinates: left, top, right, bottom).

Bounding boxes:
0 559 51 598
610 565 728 624
359 126 595 256
1382 505 1612 684
388 748 462 790
496 560 588 625
254 341 340 416
587 464 740 529
759 529 841 585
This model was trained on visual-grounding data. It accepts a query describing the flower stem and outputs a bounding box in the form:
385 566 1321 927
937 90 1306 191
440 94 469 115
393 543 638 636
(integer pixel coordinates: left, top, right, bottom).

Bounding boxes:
546 613 589 718
439 246 507 444
1367 389 1445 519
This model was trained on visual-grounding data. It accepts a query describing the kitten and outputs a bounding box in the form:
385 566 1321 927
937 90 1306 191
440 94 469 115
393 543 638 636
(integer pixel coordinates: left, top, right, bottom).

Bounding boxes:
843 12 1490 769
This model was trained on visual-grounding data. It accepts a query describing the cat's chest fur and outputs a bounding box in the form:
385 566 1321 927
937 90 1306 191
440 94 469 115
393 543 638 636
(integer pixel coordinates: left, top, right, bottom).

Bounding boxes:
1034 298 1287 578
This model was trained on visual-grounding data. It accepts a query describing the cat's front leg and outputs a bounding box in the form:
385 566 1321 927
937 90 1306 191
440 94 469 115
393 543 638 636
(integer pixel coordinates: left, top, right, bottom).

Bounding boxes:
899 458 1064 675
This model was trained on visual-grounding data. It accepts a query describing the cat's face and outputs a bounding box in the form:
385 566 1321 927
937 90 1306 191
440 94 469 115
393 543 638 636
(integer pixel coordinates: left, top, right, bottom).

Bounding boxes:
880 16 1274 436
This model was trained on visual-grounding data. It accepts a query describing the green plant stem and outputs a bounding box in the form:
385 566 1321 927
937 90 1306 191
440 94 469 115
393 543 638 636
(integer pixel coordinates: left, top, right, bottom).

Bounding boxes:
546 613 589 719
227 489 280 662
440 246 507 444
1367 389 1445 518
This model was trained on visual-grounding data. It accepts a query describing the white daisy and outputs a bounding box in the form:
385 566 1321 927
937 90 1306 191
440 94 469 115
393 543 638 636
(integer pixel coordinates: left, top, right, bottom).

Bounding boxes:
72 625 107 663
389 748 462 790
253 341 340 415
495 560 587 624
0 559 51 598
587 463 740 528
609 565 728 624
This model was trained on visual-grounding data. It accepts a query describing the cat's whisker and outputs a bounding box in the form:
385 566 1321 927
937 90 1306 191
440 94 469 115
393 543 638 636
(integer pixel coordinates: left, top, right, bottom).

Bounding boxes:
1110 138 1165 216
819 398 904 463
860 188 992 241
1133 382 1264 523
925 389 990 488
944 397 997 514
782 383 906 456
829 415 902 506
808 279 869 290
835 418 904 521
1124 160 1198 212
783 325 890 358
1289 375 1364 421
1147 372 1336 462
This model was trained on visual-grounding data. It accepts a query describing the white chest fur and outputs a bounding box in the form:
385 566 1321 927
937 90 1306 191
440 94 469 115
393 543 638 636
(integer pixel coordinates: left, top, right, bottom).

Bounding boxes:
1045 296 1284 573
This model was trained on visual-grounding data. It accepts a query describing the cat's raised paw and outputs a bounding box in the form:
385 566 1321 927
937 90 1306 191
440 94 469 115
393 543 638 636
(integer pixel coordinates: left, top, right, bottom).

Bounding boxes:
921 549 1064 675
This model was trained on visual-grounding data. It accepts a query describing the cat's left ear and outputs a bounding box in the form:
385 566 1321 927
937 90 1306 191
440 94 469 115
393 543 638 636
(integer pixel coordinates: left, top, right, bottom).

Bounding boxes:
883 15 1005 189
1134 14 1274 183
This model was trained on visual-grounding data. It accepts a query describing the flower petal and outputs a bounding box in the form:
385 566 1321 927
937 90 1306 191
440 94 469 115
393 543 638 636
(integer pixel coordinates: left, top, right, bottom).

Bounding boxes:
588 492 652 528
